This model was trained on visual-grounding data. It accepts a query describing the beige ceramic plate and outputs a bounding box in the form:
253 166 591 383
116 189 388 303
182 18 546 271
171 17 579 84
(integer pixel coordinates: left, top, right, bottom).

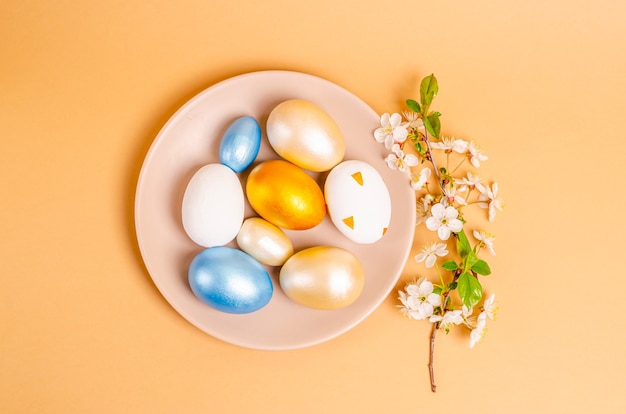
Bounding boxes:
135 71 416 350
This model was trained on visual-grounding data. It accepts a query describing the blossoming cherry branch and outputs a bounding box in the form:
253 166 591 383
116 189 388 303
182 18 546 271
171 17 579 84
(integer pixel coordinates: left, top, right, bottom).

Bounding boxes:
374 74 503 392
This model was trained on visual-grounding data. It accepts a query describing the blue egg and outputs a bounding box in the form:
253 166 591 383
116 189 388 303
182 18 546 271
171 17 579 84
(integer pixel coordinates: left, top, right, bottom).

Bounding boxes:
218 116 262 173
188 246 273 314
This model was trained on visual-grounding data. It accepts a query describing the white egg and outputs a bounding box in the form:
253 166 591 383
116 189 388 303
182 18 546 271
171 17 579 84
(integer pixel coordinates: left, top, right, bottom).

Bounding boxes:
324 160 391 244
182 163 244 247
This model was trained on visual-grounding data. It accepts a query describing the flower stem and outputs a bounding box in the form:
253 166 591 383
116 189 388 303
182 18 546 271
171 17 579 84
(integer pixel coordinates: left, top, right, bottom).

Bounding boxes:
428 268 462 392
429 322 439 392
435 263 445 291
450 157 466 174
423 130 446 194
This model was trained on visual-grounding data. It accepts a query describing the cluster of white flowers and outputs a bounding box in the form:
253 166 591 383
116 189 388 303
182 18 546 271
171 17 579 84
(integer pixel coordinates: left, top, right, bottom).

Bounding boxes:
398 277 441 321
399 279 498 348
375 113 418 171
373 110 503 349
375 113 503 226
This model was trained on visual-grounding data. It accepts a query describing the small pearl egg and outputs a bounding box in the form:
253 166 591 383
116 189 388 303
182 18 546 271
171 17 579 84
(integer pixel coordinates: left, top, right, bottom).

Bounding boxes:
236 217 294 266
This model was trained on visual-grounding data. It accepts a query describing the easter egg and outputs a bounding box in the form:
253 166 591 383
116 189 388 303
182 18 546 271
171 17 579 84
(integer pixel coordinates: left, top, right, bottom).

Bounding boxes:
236 217 294 266
266 99 345 172
279 246 365 310
182 163 244 247
324 160 391 244
218 116 261 173
246 159 326 230
188 247 273 314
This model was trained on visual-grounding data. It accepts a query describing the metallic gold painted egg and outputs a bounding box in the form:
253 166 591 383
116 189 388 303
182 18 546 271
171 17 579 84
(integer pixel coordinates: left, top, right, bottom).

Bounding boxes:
266 99 345 172
246 160 326 230
279 246 365 310
236 217 294 266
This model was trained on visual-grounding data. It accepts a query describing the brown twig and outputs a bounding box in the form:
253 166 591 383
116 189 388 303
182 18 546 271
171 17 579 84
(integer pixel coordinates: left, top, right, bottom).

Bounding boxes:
428 321 440 392
427 268 461 393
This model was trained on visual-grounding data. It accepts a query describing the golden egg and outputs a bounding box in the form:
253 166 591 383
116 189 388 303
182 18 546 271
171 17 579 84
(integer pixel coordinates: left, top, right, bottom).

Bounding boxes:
266 99 345 172
279 246 365 310
246 160 326 230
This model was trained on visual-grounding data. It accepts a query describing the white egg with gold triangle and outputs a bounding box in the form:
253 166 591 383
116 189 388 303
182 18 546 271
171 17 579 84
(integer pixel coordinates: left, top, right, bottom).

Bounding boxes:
324 160 391 244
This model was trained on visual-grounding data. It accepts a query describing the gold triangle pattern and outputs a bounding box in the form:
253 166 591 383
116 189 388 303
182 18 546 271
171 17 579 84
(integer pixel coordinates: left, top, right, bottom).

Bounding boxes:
351 172 364 186
342 216 355 229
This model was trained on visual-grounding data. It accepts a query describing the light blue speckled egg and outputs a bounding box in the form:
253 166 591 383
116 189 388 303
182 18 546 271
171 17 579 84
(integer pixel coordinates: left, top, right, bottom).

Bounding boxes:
218 116 261 173
188 247 273 314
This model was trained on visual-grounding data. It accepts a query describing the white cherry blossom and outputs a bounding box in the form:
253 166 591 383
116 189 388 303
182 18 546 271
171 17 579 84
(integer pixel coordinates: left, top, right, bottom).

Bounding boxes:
398 277 441 320
469 312 488 348
467 140 488 167
425 202 463 240
461 305 476 327
402 110 424 130
442 185 467 206
420 194 434 212
473 230 496 255
455 172 485 193
415 242 449 268
430 136 469 154
375 113 409 149
415 201 428 225
478 182 504 222
411 167 431 190
430 309 464 330
483 293 499 321
385 144 418 172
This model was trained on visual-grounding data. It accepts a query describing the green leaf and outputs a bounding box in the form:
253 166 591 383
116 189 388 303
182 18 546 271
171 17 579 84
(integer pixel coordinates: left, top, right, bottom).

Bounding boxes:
420 74 439 109
433 286 442 294
456 229 471 258
406 99 421 113
471 259 492 276
457 272 483 309
426 112 441 138
464 250 479 271
442 260 458 271
447 281 458 290
414 142 425 155
423 116 434 138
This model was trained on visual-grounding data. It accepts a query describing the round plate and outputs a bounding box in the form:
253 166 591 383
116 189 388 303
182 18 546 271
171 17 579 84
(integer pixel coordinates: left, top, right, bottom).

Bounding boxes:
135 71 416 350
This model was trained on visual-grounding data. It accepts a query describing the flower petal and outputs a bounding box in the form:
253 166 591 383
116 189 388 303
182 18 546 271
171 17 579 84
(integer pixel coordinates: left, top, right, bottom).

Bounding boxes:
438 226 451 240
380 113 390 126
389 113 402 127
444 206 459 219
448 219 463 233
425 216 439 231
404 154 418 167
374 128 386 142
430 203 444 218
414 252 427 262
427 293 441 307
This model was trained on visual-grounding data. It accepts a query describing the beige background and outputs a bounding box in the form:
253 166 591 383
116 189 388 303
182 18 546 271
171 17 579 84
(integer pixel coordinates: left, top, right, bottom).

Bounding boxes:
2 0 625 412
